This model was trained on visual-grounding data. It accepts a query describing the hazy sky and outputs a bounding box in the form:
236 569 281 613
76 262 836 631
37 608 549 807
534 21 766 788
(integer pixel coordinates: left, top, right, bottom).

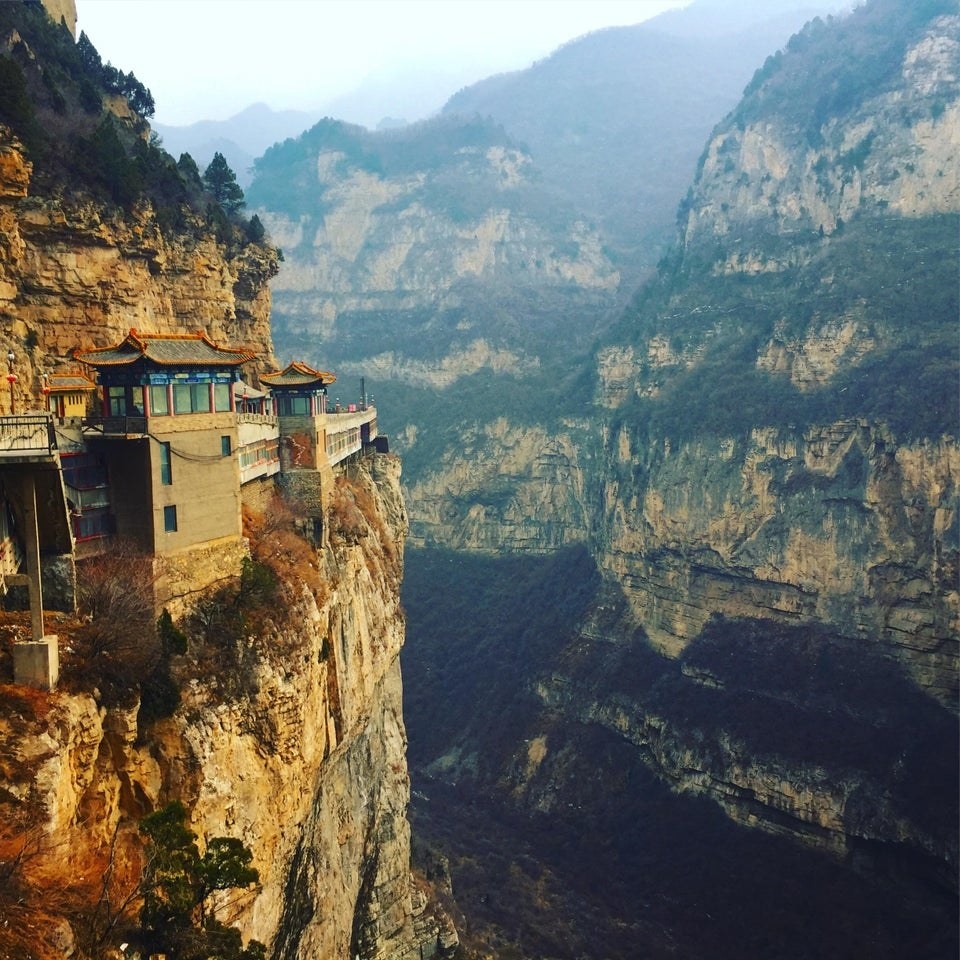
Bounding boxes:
76 1 692 127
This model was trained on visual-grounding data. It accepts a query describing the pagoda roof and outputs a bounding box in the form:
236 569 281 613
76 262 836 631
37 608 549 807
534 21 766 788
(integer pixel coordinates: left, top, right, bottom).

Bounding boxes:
260 361 336 389
45 372 97 392
74 330 256 369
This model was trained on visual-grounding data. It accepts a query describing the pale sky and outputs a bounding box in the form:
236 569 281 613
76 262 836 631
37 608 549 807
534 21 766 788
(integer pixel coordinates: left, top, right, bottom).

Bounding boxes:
76 1 692 127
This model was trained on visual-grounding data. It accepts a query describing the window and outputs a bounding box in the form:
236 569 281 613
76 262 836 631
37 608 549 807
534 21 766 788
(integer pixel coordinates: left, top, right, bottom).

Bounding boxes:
163 505 178 532
159 442 172 485
221 435 231 456
277 395 310 415
173 384 191 414
150 385 169 416
172 383 211 414
214 382 231 412
107 386 126 416
192 383 211 412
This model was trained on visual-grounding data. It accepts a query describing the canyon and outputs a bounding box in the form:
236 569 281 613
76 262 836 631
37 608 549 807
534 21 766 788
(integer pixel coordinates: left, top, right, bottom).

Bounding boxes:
0 0 956 957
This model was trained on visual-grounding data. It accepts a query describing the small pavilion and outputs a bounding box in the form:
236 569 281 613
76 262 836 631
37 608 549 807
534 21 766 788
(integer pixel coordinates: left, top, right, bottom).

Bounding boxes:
44 371 97 419
260 361 336 417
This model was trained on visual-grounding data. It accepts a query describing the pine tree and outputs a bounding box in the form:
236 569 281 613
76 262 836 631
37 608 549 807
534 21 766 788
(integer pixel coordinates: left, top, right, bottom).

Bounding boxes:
203 152 245 213
177 152 203 189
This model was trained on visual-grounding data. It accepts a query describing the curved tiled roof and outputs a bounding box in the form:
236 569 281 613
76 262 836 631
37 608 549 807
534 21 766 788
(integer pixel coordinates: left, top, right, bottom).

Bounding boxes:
74 329 257 368
45 372 97 392
260 361 336 388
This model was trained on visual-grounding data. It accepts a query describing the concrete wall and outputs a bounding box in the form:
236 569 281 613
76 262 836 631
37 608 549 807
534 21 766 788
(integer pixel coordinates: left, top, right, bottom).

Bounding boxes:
147 413 241 555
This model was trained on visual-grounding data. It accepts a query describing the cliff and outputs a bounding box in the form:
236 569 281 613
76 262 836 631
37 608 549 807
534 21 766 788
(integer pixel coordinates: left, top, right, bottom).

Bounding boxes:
0 457 439 959
0 121 278 398
0 8 435 958
251 117 620 376
556 0 959 862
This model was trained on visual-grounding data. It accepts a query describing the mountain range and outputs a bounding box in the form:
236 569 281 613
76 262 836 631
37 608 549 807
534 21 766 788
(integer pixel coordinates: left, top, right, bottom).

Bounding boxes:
239 0 959 953
0 0 955 956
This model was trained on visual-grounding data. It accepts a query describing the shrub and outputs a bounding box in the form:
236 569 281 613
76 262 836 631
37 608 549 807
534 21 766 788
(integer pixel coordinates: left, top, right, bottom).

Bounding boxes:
70 543 160 707
137 801 263 960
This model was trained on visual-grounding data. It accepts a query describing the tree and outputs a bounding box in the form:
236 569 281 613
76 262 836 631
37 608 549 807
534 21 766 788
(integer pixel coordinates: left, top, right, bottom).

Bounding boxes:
140 802 200 931
177 151 203 189
0 57 35 136
139 802 263 959
76 30 102 74
203 151 245 213
245 213 266 243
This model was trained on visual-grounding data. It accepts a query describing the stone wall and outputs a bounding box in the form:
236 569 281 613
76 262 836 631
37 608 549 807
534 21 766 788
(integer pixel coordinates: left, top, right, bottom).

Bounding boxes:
152 534 248 617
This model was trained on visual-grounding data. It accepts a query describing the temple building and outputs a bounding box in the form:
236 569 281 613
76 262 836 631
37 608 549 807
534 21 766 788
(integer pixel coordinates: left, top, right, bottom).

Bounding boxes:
74 332 254 581
1 328 382 687
43 371 97 419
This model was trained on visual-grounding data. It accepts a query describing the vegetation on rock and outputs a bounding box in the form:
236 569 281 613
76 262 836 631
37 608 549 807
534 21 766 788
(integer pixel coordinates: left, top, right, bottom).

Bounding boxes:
0 4 269 245
137 801 264 960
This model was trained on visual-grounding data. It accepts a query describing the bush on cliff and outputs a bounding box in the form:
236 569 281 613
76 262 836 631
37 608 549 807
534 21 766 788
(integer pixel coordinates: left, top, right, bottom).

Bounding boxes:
66 544 183 735
137 801 264 960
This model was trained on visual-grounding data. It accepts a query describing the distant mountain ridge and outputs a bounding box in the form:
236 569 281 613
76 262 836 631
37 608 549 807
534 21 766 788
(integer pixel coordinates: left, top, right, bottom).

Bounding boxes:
156 0 848 232
442 0 851 277
153 102 326 186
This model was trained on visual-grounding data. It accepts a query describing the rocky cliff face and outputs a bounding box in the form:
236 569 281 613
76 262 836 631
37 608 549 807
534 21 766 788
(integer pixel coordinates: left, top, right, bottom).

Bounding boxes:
683 12 960 251
550 2 959 863
0 123 278 400
248 119 622 548
0 456 442 959
406 417 596 553
597 424 957 699
259 133 619 373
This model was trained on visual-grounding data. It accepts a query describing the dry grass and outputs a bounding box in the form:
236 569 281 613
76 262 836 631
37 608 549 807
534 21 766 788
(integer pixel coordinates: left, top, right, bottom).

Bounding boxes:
0 822 143 959
244 496 326 604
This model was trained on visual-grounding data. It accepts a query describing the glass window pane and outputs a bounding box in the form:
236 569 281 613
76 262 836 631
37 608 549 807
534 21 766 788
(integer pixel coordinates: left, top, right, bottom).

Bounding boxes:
173 384 192 414
108 387 125 416
214 382 231 412
150 385 169 415
191 383 210 412
160 442 172 485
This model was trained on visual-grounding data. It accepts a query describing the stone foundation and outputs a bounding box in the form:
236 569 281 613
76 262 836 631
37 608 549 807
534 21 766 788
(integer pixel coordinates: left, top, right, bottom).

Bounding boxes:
12 635 59 690
152 536 249 617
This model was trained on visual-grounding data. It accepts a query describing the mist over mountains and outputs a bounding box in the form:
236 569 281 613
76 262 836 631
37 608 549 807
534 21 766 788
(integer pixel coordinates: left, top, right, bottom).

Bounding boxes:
154 0 849 201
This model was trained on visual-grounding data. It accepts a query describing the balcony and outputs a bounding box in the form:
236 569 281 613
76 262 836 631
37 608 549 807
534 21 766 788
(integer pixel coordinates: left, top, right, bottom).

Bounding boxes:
0 414 57 460
81 415 148 437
